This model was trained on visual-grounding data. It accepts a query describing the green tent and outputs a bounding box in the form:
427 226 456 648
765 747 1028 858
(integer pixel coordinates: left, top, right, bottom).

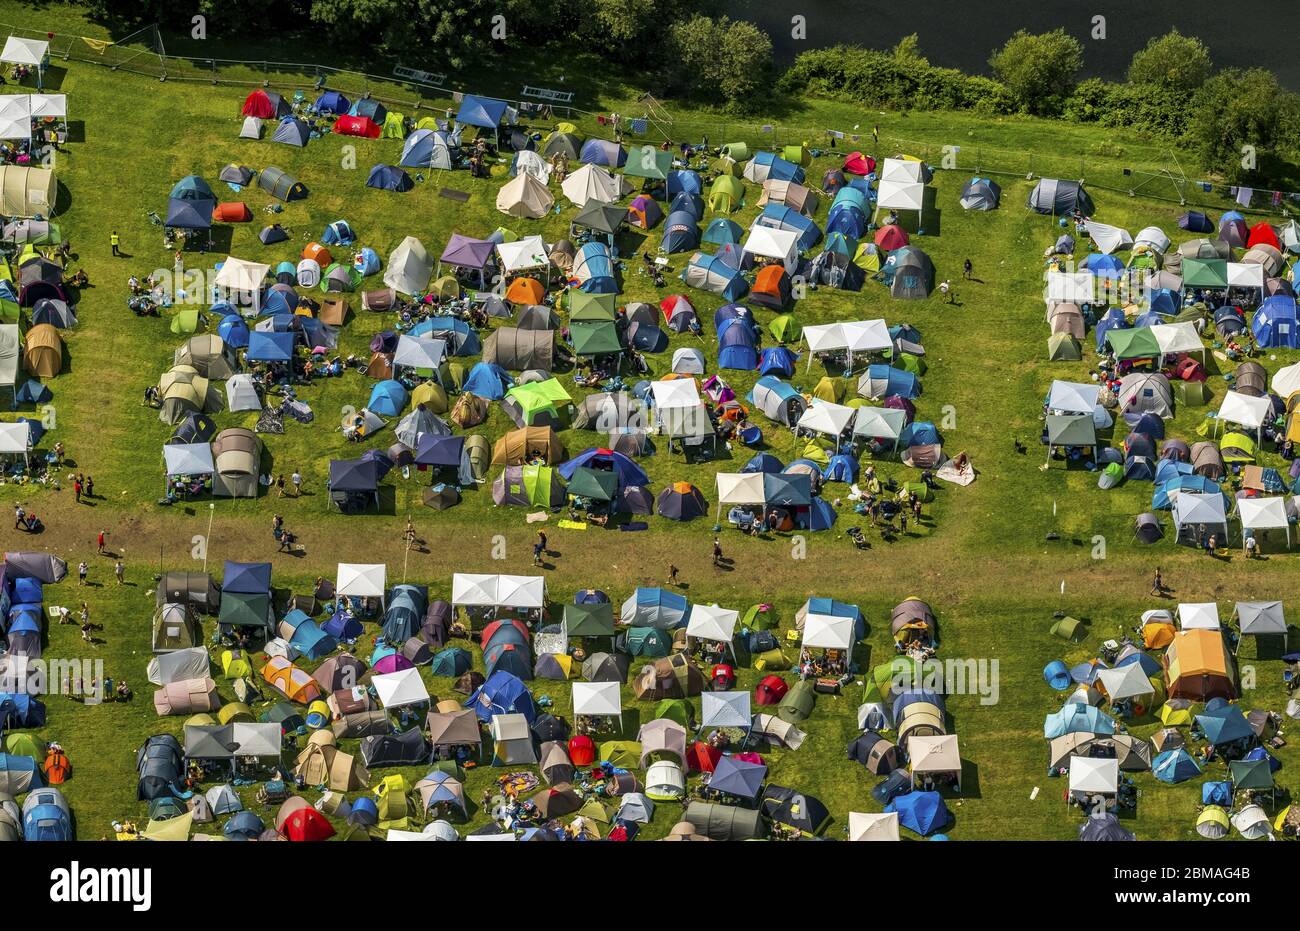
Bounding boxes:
219 590 273 633
504 379 572 425
567 466 618 502
769 314 801 343
1229 758 1273 791
777 679 816 723
1046 413 1097 447
170 308 202 335
654 698 695 728
515 464 563 506
0 298 18 323
1221 431 1257 463
894 353 925 375
744 604 779 630
720 142 750 161
3 732 45 760
1182 258 1229 288
598 740 641 768
568 290 617 321
1050 615 1088 641
1176 381 1213 407
624 145 672 181
870 655 919 700
708 175 744 213
626 626 673 657
1105 326 1160 360
570 320 623 356
564 602 615 637
1047 333 1081 361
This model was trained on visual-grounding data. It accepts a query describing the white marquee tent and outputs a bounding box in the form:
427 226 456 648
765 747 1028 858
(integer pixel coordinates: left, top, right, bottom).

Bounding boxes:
741 225 800 274
908 733 962 791
701 690 751 729
848 810 900 841
1238 496 1291 549
1217 390 1272 442
801 613 854 651
1177 601 1220 630
1047 380 1101 415
1046 272 1094 304
372 668 430 708
572 681 622 728
451 572 545 610
1068 756 1119 798
162 442 214 477
685 604 739 660
851 406 906 451
337 563 387 608
1173 492 1228 542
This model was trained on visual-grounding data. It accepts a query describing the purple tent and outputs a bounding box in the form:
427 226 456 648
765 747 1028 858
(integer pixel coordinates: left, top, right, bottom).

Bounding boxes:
439 234 496 287
414 433 466 468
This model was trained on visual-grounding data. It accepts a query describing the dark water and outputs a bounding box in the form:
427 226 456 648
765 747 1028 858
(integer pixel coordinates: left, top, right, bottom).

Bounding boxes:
727 0 1300 90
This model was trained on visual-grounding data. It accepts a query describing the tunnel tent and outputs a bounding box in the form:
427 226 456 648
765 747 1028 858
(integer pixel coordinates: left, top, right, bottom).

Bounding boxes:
0 166 55 218
23 323 62 377
1028 178 1094 215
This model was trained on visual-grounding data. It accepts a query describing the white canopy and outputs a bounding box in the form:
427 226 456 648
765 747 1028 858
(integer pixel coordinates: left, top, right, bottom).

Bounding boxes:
875 179 924 212
848 811 900 841
1095 664 1155 701
1226 262 1264 289
650 378 710 439
1087 222 1133 254
336 563 386 599
1 37 48 67
231 722 282 758
797 399 856 438
741 225 800 273
496 235 549 274
880 158 924 183
1046 272 1094 303
0 94 29 140
701 691 751 729
1235 600 1286 637
1238 496 1291 547
226 373 262 412
162 442 214 475
1048 380 1101 415
1272 361 1300 398
28 93 65 118
372 668 430 708
451 572 545 609
572 681 622 718
802 613 854 650
908 734 961 782
686 603 739 642
650 377 700 410
1172 492 1227 532
1151 322 1204 358
716 472 766 506
1218 390 1271 435
851 406 907 444
393 334 447 371
803 320 890 370
214 256 270 294
1069 756 1119 795
1177 602 1220 630
0 419 30 453
451 573 497 606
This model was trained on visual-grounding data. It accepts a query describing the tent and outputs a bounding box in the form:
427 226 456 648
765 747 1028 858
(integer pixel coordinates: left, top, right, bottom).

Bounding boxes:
1165 629 1236 701
959 177 1000 210
496 172 553 219
1028 178 1093 215
0 166 55 217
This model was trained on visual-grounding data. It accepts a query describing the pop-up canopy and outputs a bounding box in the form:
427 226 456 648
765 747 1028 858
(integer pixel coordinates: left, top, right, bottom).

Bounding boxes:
336 563 387 607
572 681 622 727
801 613 854 651
1237 497 1291 549
451 572 545 609
372 668 430 708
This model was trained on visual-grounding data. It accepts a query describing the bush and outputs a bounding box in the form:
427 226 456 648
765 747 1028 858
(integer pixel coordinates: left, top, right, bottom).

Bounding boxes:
667 16 773 112
1128 28 1212 91
989 29 1083 116
1188 68 1288 184
1062 79 1193 136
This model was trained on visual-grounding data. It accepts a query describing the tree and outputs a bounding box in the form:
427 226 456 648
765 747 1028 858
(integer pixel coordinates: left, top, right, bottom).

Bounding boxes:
668 16 773 111
1187 68 1286 183
892 33 927 66
1127 28 1212 91
989 29 1083 115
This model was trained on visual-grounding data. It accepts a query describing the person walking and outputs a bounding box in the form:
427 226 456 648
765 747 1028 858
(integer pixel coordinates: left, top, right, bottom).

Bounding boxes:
110 230 121 257
537 529 548 557
73 476 82 503
14 503 24 529
114 560 125 585
712 537 723 568
78 561 88 585
1150 567 1163 596
97 528 106 555
84 476 94 499
963 258 973 280
532 538 544 567
939 279 954 304
275 474 286 497
291 468 303 497
668 564 679 585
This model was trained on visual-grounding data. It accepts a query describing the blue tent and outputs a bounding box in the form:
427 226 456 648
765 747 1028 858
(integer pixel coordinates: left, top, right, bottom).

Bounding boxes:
1152 748 1201 784
822 453 859 483
683 252 749 301
224 810 265 839
866 364 920 400
756 203 822 251
165 197 215 230
666 170 701 196
886 791 950 836
11 576 42 603
1149 288 1180 316
430 647 472 677
558 448 649 487
314 90 351 114
823 231 858 257
758 346 798 377
245 331 294 362
749 151 804 184
1044 703 1116 739
661 210 700 254
223 561 271 595
703 218 744 246
368 380 409 417
893 688 945 722
1085 253 1125 279
1094 307 1129 352
322 608 363 640
272 117 311 147
1151 475 1226 510
411 317 480 355
23 795 70 840
804 496 838 530
0 753 42 790
1196 705 1253 746
709 755 767 801
826 202 867 239
1043 660 1071 690
742 452 784 473
485 641 531 681
217 315 248 350
14 380 50 405
288 621 337 661
465 670 536 723
349 98 388 123
900 421 941 449
1252 296 1299 348
456 95 508 129
624 587 689 629
574 242 617 294
764 471 812 507
1115 652 1160 676
579 138 626 168
402 129 455 168
1132 414 1165 441
669 192 704 221
0 693 46 728
170 175 214 201
321 220 355 247
462 362 512 399
262 286 299 317
367 164 413 192
1243 746 1281 772
574 589 609 605
1178 211 1214 233
717 317 759 370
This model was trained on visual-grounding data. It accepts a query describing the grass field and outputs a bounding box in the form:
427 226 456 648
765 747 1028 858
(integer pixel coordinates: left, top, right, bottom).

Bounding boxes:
2 3 1300 841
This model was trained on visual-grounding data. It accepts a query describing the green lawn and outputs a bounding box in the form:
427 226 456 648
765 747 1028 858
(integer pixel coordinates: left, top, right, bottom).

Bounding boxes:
2 3 1299 841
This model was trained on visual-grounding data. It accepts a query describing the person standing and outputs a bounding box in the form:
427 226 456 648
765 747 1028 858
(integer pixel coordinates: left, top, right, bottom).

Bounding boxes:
712 537 723 567
110 230 121 257
78 561 88 585
537 529 548 556
532 538 544 567
14 503 24 529
97 528 106 555
73 476 82 503
939 279 954 304
114 560 125 585
1150 567 1163 596
275 474 286 498
963 258 973 280
85 476 94 499
291 468 303 497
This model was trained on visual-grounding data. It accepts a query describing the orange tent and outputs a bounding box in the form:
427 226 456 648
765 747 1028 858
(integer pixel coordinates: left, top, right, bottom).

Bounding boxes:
505 277 545 305
212 202 253 222
262 656 323 705
1164 629 1236 701
42 748 71 785
302 242 333 266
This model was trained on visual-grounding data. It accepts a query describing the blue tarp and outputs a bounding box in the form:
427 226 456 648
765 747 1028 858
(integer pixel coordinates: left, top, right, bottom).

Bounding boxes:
456 95 508 129
245 331 294 362
223 561 271 595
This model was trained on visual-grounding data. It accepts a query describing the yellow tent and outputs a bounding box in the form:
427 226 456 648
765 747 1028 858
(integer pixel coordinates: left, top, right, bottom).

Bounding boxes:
141 811 194 841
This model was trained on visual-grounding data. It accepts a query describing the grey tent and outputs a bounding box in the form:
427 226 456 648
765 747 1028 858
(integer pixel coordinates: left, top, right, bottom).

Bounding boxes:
136 735 184 800
684 800 767 841
847 731 901 774
482 327 554 372
152 602 202 653
1234 600 1287 649
1134 512 1164 544
156 571 220 613
4 551 67 583
219 164 255 185
272 118 311 148
1190 441 1225 479
960 178 1001 210
1117 373 1173 421
1046 413 1096 460
212 428 262 498
258 166 307 201
1028 178 1094 215
890 247 933 299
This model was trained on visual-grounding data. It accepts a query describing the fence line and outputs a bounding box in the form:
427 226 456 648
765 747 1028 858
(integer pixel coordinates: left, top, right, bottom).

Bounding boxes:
7 20 1290 218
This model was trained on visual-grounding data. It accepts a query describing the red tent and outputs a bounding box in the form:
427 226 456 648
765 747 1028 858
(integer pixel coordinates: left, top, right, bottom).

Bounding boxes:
1247 222 1281 251
281 807 335 841
1169 356 1206 382
686 740 721 773
212 202 253 222
480 619 530 646
568 734 596 766
874 225 910 251
755 674 788 705
333 116 382 139
843 151 875 176
242 89 276 119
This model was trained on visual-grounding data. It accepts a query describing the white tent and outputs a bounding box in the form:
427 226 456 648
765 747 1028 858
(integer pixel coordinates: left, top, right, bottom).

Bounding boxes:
393 335 447 372
1094 664 1155 701
226 374 262 412
1272 361 1300 398
879 158 924 183
1231 805 1273 840
336 563 387 607
1177 602 1220 630
496 235 549 275
213 256 270 296
802 613 854 650
572 681 622 727
1087 222 1133 255
1068 756 1119 797
230 722 282 758
0 94 30 140
1226 262 1264 290
383 236 433 295
686 604 738 661
875 179 924 213
671 347 706 375
1235 600 1287 649
803 320 890 371
512 149 551 183
0 420 30 464
650 378 710 441
908 734 962 791
715 472 766 522
1151 322 1205 362
451 573 544 609
1 37 48 68
372 668 430 708
848 811 900 841
741 225 800 274
28 93 65 118
147 646 211 686
1133 226 1170 254
701 691 751 729
1047 380 1100 415
561 164 628 206
1046 272 1094 304
451 573 498 607
1217 390 1271 442
1238 496 1291 549
851 406 907 451
1173 492 1228 541
0 324 18 390
162 442 214 476
796 399 856 443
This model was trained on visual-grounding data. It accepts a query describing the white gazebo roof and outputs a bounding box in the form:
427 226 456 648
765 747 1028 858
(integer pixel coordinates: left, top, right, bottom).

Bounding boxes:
1047 380 1100 415
496 235 549 274
0 94 30 140
28 93 65 118
701 691 750 728
686 603 739 642
230 722 282 758
451 572 497 606
1151 322 1203 356
1046 272 1094 303
650 377 700 410
1218 390 1271 431
1 37 48 67
1068 756 1119 794
496 574 545 609
1239 496 1289 532
1177 602 1221 630
572 681 622 717
880 158 924 183
848 811 900 841
716 471 766 505
372 668 430 708
162 442 214 475
742 226 799 269
1095 664 1155 701
1172 492 1227 529
851 406 907 440
393 334 447 370
0 419 31 453
336 563 386 598
908 733 961 774
796 399 856 437
802 613 854 650
214 256 271 293
803 320 890 354
1226 262 1264 289
876 179 924 211
1235 600 1286 636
